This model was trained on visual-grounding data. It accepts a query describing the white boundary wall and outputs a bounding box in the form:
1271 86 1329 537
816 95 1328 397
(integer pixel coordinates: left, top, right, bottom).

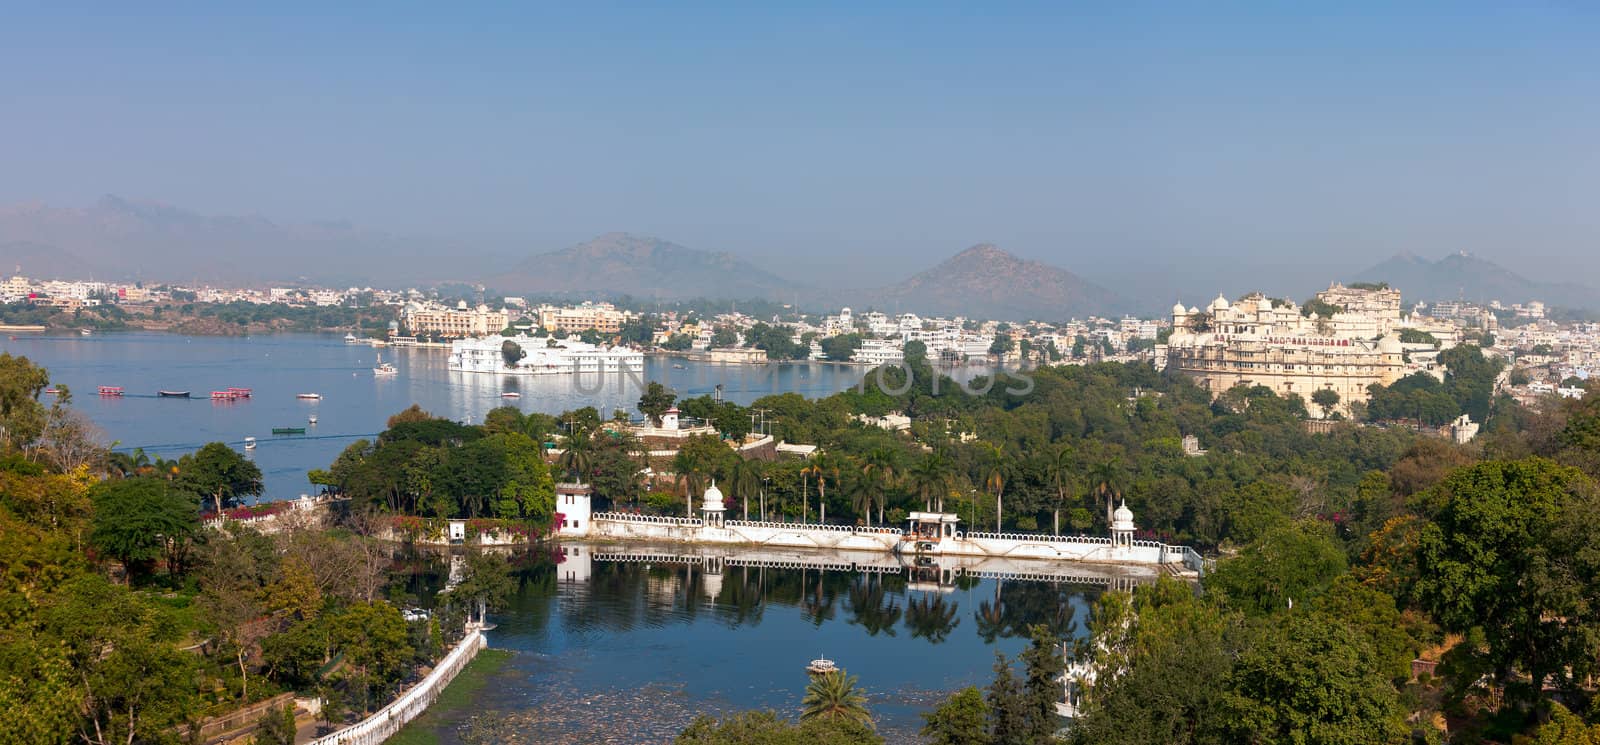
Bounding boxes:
307 629 485 745
585 515 1191 567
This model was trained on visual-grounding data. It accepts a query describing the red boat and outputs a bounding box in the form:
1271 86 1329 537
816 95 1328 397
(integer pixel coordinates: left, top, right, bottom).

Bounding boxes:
97 386 124 396
227 387 253 398
211 390 239 400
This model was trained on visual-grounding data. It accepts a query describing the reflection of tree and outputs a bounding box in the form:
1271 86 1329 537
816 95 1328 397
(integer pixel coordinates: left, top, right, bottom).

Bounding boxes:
800 569 841 627
904 592 960 644
976 579 1092 643
846 573 902 636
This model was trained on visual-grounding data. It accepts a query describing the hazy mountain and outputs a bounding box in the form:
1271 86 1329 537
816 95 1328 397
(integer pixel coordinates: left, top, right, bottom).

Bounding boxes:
493 232 799 301
0 196 493 286
1352 252 1599 310
0 241 87 279
860 243 1129 321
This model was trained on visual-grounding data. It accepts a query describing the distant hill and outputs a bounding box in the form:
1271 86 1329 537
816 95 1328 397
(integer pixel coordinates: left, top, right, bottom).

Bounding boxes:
0 196 491 286
493 232 799 301
1352 252 1599 310
858 244 1128 321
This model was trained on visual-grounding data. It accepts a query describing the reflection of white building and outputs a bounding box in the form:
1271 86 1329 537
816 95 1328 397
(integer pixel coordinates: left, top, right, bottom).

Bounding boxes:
449 335 644 375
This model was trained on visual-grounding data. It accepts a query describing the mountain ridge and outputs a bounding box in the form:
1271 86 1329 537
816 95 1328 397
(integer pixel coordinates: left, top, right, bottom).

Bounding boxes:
1351 252 1599 310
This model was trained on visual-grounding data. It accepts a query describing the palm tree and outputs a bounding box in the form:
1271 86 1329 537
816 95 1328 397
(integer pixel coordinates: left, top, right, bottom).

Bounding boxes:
860 447 900 526
801 670 872 728
1047 445 1077 536
981 443 1008 533
672 450 706 517
730 458 764 521
906 451 954 512
1090 458 1124 528
800 461 819 524
905 593 960 644
557 427 595 483
813 453 845 525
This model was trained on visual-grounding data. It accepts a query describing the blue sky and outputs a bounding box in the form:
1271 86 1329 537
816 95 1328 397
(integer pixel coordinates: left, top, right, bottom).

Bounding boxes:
1 2 1595 296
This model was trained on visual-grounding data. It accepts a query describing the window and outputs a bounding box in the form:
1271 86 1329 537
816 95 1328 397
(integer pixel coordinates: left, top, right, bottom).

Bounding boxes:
562 519 569 528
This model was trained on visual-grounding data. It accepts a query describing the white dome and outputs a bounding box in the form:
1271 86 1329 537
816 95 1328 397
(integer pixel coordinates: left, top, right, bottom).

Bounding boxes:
1209 293 1230 312
701 482 726 512
1172 302 1187 316
1257 297 1274 313
1111 500 1136 532
1377 335 1403 354
1188 306 1200 314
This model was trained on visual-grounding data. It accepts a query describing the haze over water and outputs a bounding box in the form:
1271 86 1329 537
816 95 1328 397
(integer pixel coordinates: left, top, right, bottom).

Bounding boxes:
4 332 870 499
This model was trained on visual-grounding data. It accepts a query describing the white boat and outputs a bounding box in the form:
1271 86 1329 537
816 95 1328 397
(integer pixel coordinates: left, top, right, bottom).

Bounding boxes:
501 391 521 398
806 657 839 676
373 354 397 376
344 333 362 344
447 335 644 376
79 328 92 336
243 436 256 450
308 415 318 425
296 393 322 400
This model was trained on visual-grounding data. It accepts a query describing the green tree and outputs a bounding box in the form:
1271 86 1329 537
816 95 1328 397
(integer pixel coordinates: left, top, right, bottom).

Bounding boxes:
709 326 740 349
176 442 264 514
1207 521 1347 616
0 352 50 452
984 652 1027 743
500 339 525 367
334 601 415 713
252 703 298 745
920 686 990 745
676 710 882 745
821 334 863 362
988 333 1014 358
1530 703 1600 745
1220 612 1410 745
1310 388 1340 418
662 333 694 351
800 670 872 728
1019 625 1067 743
557 427 595 483
1412 458 1600 709
638 381 677 426
88 477 200 581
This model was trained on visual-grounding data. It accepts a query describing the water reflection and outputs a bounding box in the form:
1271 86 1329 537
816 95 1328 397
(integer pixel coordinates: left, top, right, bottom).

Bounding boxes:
392 544 1168 743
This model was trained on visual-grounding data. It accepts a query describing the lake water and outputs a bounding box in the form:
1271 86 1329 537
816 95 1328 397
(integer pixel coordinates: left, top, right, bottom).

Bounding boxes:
402 544 1120 744
2 332 870 499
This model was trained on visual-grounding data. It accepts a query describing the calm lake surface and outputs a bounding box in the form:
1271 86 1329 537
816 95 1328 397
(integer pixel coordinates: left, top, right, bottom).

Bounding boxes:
3 332 870 499
402 544 1117 744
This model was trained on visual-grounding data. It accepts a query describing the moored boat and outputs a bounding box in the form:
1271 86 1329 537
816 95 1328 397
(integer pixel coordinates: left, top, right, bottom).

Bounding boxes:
271 427 306 435
296 393 322 400
96 385 123 396
373 354 397 376
158 390 191 398
501 391 521 398
243 437 257 450
211 390 237 400
806 657 839 676
344 333 362 344
227 387 252 398
308 415 318 425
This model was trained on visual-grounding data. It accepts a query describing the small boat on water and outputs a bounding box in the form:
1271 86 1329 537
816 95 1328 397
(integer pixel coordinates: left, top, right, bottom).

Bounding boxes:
228 387 252 398
308 415 318 425
501 391 521 398
79 328 92 336
158 390 190 398
271 427 306 435
296 393 322 400
243 437 256 450
373 354 397 376
45 387 60 395
806 657 839 676
344 333 362 344
97 385 124 396
672 363 686 369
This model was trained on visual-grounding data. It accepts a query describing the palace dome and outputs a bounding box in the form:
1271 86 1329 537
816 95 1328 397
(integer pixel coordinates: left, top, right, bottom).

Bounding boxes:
1172 302 1187 316
1210 293 1230 312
